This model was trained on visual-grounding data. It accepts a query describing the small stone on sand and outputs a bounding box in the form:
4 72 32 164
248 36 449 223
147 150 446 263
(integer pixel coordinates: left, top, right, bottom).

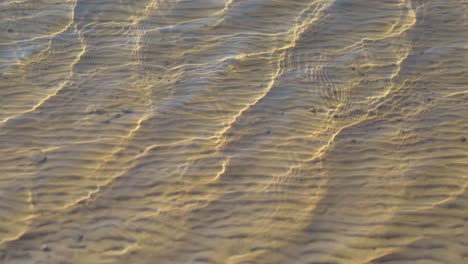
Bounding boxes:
41 244 50 252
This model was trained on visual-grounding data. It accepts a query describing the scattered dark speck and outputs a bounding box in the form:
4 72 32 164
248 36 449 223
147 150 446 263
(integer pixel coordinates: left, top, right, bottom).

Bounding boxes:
309 106 317 114
442 202 460 209
351 67 355 71
351 139 357 144
77 234 84 242
122 109 133 114
317 207 328 214
193 256 212 262
265 129 271 135
8 29 14 33
158 77 162 79
41 244 51 252
90 109 106 115
332 114 339 119
426 97 433 102
32 152 48 165
111 245 124 251
140 149 144 153
460 136 466 143
38 156 47 164
420 51 424 55
114 113 122 118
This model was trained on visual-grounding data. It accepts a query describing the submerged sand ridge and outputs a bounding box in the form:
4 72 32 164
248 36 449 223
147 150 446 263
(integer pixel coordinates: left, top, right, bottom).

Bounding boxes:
0 0 467 263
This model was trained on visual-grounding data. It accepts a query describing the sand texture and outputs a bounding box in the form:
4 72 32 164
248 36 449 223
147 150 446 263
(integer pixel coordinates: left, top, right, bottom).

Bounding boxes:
1 0 467 263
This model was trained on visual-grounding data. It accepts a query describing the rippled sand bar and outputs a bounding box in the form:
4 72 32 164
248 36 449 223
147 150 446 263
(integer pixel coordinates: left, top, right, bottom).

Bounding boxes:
1 0 467 263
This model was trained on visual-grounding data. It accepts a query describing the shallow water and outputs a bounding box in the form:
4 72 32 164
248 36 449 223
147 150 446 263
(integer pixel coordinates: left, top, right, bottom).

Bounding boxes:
1 0 467 263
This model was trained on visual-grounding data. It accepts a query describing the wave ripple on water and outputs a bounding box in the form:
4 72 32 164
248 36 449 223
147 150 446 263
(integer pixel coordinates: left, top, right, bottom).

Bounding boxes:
0 0 467 263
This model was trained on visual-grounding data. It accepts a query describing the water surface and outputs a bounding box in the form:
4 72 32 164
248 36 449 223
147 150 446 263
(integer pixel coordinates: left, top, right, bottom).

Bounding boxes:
1 0 467 263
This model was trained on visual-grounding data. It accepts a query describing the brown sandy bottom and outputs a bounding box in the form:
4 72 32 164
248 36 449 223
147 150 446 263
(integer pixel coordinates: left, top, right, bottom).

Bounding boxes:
0 0 467 263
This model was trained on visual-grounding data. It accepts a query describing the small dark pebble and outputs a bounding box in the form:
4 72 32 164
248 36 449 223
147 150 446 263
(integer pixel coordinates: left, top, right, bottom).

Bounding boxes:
309 106 317 114
89 109 106 115
332 114 339 119
317 207 328 214
351 67 355 71
114 113 122 118
265 130 271 135
426 97 433 102
420 51 424 55
441 202 460 209
122 109 133 114
41 244 51 252
460 136 466 143
158 77 162 79
38 156 47 164
351 139 357 144
8 29 14 33
77 234 84 242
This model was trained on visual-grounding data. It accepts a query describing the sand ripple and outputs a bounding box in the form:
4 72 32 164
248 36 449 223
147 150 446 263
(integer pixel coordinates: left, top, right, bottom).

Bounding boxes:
1 0 467 263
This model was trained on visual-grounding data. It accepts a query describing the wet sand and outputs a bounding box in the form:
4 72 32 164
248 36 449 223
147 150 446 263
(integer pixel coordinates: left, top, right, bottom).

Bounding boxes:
1 0 467 263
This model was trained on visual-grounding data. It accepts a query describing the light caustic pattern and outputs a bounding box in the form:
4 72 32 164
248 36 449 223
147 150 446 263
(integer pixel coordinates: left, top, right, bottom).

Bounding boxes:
0 0 467 263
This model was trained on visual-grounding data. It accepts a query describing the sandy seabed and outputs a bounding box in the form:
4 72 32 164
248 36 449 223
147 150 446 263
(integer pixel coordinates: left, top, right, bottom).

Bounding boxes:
1 0 467 263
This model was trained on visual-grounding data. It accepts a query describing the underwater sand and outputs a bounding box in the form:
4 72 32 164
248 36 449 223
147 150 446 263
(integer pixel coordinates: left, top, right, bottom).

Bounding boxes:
0 0 467 263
